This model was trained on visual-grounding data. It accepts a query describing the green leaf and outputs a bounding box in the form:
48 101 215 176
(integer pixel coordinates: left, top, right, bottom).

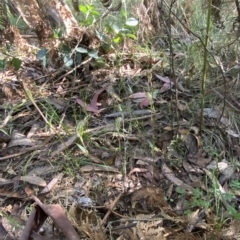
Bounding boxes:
11 57 21 70
88 50 98 59
64 56 73 68
53 29 63 39
101 43 111 52
0 59 7 71
79 5 88 14
120 28 131 34
176 187 185 195
76 143 88 154
53 33 59 38
76 47 88 53
86 4 94 11
113 36 121 43
96 30 108 42
112 24 121 34
90 10 100 17
126 17 138 26
126 33 137 39
37 48 46 60
61 44 71 53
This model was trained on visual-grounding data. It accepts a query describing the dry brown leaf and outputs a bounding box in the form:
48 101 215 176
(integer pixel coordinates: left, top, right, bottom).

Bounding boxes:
184 133 200 155
27 165 62 176
76 86 108 113
0 178 14 186
161 163 193 192
32 196 81 240
41 173 63 194
159 82 171 93
128 92 146 99
20 176 46 187
80 165 119 173
0 188 27 199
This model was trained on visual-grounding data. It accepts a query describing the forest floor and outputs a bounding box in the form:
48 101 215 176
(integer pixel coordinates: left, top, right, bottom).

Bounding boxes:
1 40 240 240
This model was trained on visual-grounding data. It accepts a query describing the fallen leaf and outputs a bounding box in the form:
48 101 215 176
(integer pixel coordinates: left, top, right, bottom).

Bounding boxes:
140 97 150 108
184 133 200 155
0 178 14 186
80 164 119 173
32 196 81 240
154 73 173 85
159 82 171 93
129 92 146 99
20 176 46 187
76 86 108 113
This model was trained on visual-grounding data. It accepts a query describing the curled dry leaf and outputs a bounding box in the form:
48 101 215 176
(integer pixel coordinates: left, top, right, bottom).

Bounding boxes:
32 196 81 240
159 82 171 93
76 85 108 113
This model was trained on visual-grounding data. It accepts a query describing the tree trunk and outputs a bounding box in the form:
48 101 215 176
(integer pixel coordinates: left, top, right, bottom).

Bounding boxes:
10 0 84 44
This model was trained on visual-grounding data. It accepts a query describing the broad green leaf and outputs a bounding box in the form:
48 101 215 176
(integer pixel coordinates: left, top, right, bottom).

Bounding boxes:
11 57 21 70
79 5 87 14
61 44 71 53
126 17 138 26
76 47 88 53
112 24 121 34
113 36 121 43
90 10 100 17
37 48 46 59
88 50 98 59
96 30 108 42
64 56 73 68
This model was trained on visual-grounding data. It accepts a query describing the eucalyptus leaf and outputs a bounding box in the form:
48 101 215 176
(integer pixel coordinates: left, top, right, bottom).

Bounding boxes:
64 56 73 68
76 47 88 53
126 17 138 26
96 30 108 42
112 24 121 34
88 50 98 59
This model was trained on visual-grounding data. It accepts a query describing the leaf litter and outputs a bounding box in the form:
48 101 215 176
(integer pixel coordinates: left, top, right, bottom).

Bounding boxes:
1 31 240 240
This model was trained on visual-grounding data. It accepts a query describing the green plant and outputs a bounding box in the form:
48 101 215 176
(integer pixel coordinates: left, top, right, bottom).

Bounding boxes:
176 187 210 215
79 4 100 26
